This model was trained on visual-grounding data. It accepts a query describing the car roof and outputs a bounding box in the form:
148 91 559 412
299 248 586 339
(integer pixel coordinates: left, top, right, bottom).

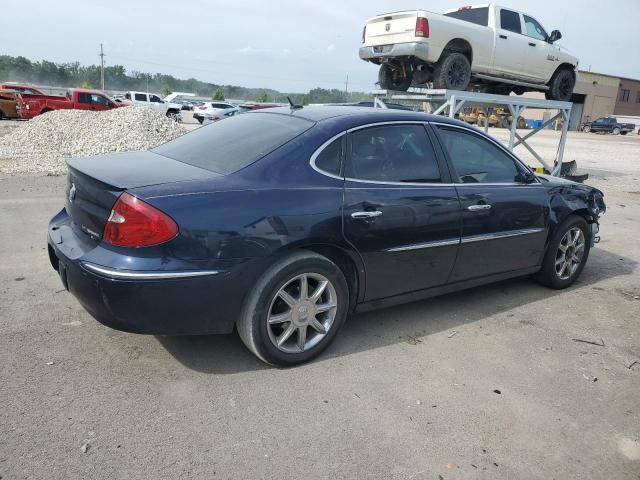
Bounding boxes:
257 105 463 126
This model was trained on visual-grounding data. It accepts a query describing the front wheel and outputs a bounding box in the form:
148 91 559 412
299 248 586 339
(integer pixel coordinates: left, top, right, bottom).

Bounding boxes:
545 68 575 101
535 215 591 289
237 251 349 366
433 52 471 91
378 64 413 91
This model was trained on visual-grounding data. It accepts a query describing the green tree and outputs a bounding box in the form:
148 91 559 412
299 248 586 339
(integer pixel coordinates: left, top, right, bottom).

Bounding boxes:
161 86 172 98
212 88 225 101
80 81 92 89
258 91 268 103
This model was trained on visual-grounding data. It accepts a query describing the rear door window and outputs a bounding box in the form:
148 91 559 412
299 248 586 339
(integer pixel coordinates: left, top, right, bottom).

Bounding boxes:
77 93 91 104
346 124 442 183
134 93 148 102
500 9 522 34
153 112 314 175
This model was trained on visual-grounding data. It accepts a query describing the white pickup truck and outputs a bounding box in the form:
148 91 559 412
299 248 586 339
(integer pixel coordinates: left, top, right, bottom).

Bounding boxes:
120 91 182 119
359 3 578 101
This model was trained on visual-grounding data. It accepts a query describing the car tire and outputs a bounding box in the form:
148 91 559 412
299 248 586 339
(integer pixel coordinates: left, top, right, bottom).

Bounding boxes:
433 52 471 91
612 127 621 135
237 251 350 366
583 125 591 133
517 117 527 129
535 215 591 290
545 68 575 101
378 64 413 91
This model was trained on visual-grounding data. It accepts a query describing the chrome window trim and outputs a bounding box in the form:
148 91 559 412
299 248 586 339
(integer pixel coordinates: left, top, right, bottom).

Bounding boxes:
386 238 461 252
309 120 539 187
309 131 347 181
431 121 541 184
82 262 223 280
460 228 545 244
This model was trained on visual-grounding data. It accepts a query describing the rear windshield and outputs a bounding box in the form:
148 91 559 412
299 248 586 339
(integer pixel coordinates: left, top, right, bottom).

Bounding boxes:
445 7 489 26
153 113 314 175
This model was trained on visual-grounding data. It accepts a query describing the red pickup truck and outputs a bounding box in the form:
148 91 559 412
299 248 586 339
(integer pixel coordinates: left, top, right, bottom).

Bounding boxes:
16 88 124 119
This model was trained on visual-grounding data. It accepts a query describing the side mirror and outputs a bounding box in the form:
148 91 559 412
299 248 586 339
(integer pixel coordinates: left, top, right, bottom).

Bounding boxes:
549 30 562 43
517 171 537 184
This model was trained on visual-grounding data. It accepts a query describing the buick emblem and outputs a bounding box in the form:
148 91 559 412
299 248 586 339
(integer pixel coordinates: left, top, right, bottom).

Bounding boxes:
385 23 391 32
68 183 77 203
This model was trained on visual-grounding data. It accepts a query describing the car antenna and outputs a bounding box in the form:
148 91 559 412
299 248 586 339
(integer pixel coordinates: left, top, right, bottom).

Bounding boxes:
287 96 303 111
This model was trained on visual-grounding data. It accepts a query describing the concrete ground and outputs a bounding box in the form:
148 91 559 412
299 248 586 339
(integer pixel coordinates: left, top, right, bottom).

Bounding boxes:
0 123 639 479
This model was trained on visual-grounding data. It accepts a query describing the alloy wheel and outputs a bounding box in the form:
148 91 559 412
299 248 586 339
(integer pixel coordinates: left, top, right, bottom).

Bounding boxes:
267 273 338 354
555 227 585 280
447 59 467 89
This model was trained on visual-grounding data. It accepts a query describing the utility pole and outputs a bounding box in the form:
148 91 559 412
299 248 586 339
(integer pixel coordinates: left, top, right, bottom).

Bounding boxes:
98 43 106 90
344 74 349 99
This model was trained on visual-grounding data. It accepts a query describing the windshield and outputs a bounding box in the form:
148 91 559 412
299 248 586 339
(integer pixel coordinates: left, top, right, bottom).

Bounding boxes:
153 112 314 175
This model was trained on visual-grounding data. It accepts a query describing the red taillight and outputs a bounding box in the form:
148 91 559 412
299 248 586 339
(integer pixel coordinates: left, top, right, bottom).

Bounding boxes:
362 25 367 44
209 115 220 121
103 192 178 247
415 17 429 38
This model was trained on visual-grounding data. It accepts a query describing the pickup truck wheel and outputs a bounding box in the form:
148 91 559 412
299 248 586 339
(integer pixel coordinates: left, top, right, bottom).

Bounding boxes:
378 64 412 91
612 127 621 135
433 52 471 91
545 68 575 101
583 125 591 133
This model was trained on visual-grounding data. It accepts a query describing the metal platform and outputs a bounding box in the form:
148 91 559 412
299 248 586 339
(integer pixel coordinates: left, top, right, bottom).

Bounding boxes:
372 89 573 176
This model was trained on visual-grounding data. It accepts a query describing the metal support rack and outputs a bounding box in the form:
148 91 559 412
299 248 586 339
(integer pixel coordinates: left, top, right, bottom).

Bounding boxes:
372 89 573 176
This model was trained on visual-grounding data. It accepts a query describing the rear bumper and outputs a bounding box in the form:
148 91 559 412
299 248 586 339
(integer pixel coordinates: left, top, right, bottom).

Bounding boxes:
359 42 430 62
48 209 253 335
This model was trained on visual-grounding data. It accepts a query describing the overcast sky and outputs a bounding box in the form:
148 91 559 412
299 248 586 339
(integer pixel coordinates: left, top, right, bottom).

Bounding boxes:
2 0 639 92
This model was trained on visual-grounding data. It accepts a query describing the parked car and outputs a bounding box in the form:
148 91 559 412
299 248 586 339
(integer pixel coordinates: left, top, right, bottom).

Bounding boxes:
336 101 414 111
48 107 605 366
0 90 20 119
121 91 182 119
0 83 45 95
201 106 241 125
581 117 636 135
16 88 124 119
238 102 283 112
193 102 237 124
360 3 578 100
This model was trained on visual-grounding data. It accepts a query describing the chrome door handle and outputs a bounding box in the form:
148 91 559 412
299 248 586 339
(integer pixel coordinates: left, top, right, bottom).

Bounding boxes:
467 204 492 212
351 211 383 219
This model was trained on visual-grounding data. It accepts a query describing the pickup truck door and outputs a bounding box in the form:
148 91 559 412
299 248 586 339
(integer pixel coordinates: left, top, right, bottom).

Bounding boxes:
133 92 149 107
522 14 556 82
149 94 166 114
492 8 529 79
90 94 112 112
590 118 608 132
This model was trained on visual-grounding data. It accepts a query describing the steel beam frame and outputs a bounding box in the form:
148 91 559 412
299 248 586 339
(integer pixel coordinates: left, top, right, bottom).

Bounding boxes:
372 89 572 176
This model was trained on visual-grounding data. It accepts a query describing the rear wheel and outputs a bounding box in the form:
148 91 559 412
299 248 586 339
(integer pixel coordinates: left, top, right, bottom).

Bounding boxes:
378 64 413 91
545 68 575 101
612 127 621 135
517 117 527 129
237 251 349 366
433 52 471 91
535 215 590 289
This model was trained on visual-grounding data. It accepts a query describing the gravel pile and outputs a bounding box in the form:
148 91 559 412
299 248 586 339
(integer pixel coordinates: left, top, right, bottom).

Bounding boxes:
0 106 188 175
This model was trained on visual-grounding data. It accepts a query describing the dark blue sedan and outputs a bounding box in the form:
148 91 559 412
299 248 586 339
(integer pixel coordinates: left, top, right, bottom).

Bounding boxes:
48 107 606 366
